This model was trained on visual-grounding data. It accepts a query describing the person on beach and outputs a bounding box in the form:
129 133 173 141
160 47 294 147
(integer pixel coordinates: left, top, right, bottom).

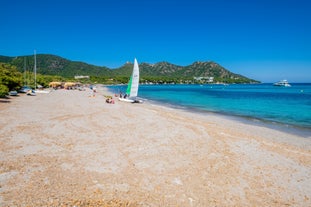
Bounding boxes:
89 87 95 97
106 98 115 104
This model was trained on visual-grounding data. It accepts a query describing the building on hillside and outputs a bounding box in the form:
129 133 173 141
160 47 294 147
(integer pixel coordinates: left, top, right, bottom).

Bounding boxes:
74 75 90 79
193 76 214 83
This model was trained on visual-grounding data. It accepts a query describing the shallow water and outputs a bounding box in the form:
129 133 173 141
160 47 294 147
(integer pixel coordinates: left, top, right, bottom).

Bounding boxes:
108 83 311 129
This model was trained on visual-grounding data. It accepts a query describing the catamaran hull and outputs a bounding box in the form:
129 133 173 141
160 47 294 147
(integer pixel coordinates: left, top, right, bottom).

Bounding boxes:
34 90 51 94
27 92 36 96
119 98 135 103
118 98 143 103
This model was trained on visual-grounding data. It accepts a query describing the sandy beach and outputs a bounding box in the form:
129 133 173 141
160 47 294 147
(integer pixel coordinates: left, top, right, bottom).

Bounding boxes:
1 86 311 206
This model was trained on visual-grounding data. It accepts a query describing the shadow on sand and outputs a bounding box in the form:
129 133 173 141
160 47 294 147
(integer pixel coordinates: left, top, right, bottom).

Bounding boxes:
0 97 12 103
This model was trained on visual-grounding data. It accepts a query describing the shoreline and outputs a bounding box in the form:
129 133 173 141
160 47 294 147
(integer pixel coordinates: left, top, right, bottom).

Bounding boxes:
186 107 311 138
1 86 311 206
106 86 311 139
149 98 311 135
140 96 311 150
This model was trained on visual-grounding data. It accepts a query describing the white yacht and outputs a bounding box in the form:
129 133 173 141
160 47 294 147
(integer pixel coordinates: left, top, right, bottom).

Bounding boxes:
273 80 291 87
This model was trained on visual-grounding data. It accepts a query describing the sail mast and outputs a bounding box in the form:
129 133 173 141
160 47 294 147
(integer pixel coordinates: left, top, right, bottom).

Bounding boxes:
23 57 26 86
34 50 36 90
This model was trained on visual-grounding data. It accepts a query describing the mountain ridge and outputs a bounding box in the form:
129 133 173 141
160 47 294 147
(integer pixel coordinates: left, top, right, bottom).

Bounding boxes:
0 54 259 83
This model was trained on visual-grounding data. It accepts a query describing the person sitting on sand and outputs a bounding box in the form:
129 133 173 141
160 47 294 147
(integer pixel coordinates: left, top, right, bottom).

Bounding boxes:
106 98 115 104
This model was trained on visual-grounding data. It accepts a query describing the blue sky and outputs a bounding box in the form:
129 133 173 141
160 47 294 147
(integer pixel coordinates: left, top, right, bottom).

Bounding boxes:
1 0 310 82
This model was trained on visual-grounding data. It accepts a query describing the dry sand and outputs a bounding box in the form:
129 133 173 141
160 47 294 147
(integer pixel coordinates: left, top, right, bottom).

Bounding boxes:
1 86 311 206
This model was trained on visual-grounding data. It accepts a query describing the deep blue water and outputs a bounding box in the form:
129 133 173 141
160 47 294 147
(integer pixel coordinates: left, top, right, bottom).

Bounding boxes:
108 83 311 129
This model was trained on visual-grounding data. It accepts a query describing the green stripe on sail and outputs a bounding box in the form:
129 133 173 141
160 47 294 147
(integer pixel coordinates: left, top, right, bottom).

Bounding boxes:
126 75 132 95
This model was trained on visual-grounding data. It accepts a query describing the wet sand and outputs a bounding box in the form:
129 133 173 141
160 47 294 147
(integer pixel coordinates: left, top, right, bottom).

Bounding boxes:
1 86 311 206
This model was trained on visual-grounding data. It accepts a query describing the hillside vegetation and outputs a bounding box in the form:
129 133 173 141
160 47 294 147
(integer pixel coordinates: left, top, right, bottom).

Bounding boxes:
1 54 259 84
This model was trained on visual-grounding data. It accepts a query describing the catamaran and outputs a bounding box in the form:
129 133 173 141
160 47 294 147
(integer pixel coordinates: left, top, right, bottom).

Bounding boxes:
19 57 32 93
33 51 50 94
119 58 143 103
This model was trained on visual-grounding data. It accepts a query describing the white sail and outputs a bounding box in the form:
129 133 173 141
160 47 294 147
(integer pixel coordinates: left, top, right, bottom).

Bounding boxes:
129 58 139 98
119 58 143 103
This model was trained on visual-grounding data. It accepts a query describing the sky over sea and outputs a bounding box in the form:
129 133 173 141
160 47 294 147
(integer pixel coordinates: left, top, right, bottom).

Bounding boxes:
1 0 310 82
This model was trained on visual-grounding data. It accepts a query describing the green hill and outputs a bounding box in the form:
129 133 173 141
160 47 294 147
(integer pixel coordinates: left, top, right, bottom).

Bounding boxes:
1 54 112 78
0 54 259 84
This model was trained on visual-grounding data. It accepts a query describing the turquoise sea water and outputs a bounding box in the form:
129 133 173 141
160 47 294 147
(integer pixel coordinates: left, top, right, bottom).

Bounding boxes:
108 83 311 130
